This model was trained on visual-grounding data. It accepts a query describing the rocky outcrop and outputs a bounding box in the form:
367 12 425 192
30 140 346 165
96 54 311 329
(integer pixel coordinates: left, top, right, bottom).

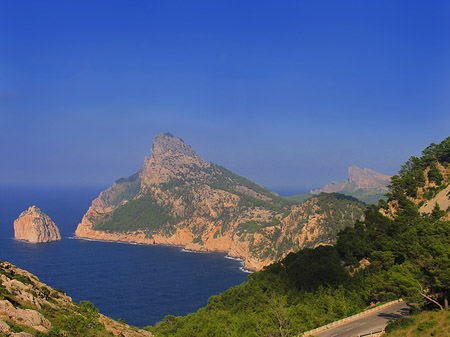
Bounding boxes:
312 166 390 194
0 260 152 336
348 166 391 190
0 299 51 333
420 183 450 217
141 133 213 187
311 166 391 204
14 206 61 243
76 133 366 271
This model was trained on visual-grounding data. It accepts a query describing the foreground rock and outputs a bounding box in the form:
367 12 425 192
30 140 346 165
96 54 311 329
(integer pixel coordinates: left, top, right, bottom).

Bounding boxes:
14 206 61 243
0 260 152 336
76 133 366 271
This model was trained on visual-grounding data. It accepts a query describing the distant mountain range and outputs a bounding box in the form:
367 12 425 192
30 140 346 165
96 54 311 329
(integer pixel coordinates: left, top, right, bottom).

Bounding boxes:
75 133 366 270
310 166 391 204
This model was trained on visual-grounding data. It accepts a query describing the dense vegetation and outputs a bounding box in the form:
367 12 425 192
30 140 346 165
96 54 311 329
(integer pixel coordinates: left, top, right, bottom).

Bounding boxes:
146 137 450 337
94 192 177 233
107 170 142 207
146 246 369 336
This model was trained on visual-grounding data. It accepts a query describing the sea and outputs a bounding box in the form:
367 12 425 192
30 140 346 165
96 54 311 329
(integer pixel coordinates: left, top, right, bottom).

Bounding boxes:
0 185 249 327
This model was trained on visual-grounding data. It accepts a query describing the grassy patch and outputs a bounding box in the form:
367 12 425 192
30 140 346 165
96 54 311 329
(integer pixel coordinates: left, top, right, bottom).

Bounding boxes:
386 310 450 336
13 273 33 286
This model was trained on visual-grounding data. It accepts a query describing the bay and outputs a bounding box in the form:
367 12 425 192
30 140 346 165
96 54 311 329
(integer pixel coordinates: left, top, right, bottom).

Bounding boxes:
0 185 248 327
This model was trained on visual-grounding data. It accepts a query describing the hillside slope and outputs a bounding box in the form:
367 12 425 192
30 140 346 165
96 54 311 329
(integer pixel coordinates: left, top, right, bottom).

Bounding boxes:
147 137 450 337
76 133 365 270
383 138 450 220
0 260 152 337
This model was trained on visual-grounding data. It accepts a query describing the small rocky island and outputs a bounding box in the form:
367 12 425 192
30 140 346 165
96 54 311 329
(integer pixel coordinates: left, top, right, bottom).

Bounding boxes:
14 206 61 243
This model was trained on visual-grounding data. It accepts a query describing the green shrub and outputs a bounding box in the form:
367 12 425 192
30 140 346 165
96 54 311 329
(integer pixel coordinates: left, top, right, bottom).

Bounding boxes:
53 288 66 295
385 317 415 332
6 321 23 333
428 162 444 185
79 300 99 314
13 274 32 285
59 313 103 336
40 286 50 298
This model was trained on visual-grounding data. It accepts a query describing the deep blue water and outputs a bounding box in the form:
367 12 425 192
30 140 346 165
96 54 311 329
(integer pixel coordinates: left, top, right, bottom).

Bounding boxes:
0 185 248 327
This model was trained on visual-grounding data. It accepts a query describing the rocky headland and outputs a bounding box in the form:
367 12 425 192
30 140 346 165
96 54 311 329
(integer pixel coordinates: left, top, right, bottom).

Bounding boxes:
14 206 61 243
311 166 391 204
75 133 366 271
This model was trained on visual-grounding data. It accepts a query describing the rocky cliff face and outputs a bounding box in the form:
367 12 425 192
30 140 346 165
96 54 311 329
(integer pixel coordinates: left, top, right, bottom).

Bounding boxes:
311 166 391 204
76 133 366 271
141 133 210 187
0 260 152 336
312 166 391 193
348 166 391 190
14 206 61 243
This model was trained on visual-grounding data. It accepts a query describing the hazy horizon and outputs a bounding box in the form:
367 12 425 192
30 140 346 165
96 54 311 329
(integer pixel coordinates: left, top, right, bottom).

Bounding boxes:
1 1 449 192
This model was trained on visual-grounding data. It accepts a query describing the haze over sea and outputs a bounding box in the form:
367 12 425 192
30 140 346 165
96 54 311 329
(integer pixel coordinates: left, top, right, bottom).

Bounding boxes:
0 185 248 327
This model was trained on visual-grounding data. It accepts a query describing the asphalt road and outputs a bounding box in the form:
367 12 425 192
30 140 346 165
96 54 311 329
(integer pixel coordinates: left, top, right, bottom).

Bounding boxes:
314 301 409 337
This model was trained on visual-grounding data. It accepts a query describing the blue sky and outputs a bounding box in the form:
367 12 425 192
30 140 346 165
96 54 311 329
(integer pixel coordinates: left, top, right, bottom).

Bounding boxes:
1 1 449 194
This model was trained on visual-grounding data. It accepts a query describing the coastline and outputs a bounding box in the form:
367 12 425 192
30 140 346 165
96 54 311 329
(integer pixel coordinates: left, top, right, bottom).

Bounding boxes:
224 255 253 273
73 235 255 273
74 211 264 271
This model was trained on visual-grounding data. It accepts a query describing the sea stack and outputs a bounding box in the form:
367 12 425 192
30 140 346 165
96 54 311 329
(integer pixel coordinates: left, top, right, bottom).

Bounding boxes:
14 206 61 243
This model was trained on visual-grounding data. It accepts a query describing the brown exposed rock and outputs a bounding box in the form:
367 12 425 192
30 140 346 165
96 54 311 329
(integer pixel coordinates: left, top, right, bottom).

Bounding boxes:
420 184 450 217
142 132 211 187
1 277 42 309
0 320 10 332
14 206 61 243
234 185 271 201
0 300 51 332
